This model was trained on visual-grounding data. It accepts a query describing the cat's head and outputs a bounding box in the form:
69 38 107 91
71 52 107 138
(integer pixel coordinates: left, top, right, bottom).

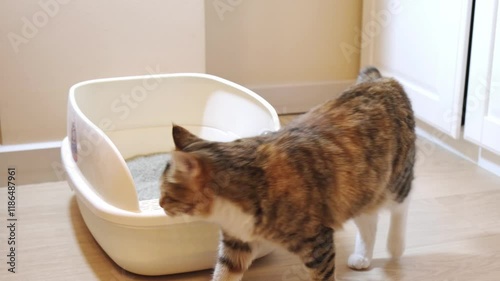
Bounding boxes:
159 125 215 217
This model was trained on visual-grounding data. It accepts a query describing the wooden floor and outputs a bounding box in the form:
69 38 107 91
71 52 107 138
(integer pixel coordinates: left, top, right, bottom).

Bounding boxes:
2 116 500 280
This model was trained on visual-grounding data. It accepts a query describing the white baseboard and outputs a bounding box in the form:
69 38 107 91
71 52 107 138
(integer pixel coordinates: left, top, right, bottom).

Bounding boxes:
415 119 480 163
416 119 500 177
0 142 62 187
249 80 355 114
479 148 500 177
0 141 61 153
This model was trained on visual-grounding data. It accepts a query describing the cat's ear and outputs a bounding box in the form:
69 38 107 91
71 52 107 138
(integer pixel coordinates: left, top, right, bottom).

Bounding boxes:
170 151 202 178
172 125 201 150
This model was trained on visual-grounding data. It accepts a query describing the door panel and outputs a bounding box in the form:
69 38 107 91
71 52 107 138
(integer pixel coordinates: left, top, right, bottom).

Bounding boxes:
465 0 500 154
481 2 500 154
361 0 473 138
464 0 498 145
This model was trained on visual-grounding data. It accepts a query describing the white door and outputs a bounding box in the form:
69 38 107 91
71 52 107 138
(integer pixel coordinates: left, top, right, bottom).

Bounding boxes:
465 0 500 154
361 0 473 138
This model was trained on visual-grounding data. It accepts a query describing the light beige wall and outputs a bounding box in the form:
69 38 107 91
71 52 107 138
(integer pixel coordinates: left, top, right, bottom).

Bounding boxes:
205 0 362 85
0 0 205 145
1 0 362 145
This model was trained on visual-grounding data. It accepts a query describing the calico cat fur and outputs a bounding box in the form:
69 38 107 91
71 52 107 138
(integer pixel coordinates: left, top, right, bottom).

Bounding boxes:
159 66 416 281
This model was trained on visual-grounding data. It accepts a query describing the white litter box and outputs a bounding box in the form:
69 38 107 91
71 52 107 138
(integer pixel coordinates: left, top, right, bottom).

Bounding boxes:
61 73 280 275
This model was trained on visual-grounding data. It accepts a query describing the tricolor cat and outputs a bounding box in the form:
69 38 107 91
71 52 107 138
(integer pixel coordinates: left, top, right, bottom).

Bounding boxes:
159 67 415 281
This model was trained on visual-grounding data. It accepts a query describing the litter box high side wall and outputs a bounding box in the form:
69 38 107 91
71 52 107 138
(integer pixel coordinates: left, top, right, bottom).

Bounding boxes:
205 0 362 113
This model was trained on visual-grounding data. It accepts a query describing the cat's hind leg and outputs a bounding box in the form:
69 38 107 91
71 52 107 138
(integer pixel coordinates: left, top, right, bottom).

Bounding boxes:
348 212 378 270
212 233 254 281
387 194 410 259
288 226 336 281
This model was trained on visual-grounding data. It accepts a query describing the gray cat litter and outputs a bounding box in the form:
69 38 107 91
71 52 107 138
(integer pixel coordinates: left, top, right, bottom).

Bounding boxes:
126 153 171 211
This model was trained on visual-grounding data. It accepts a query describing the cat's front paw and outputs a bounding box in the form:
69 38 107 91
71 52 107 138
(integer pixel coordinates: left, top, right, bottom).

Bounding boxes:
347 254 371 270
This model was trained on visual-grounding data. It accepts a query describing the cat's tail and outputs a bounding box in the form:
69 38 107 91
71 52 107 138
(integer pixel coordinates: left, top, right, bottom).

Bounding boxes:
356 66 382 84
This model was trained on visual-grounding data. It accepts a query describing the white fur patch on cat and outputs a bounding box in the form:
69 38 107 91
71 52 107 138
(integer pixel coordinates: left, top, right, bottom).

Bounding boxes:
348 213 378 270
208 198 256 242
